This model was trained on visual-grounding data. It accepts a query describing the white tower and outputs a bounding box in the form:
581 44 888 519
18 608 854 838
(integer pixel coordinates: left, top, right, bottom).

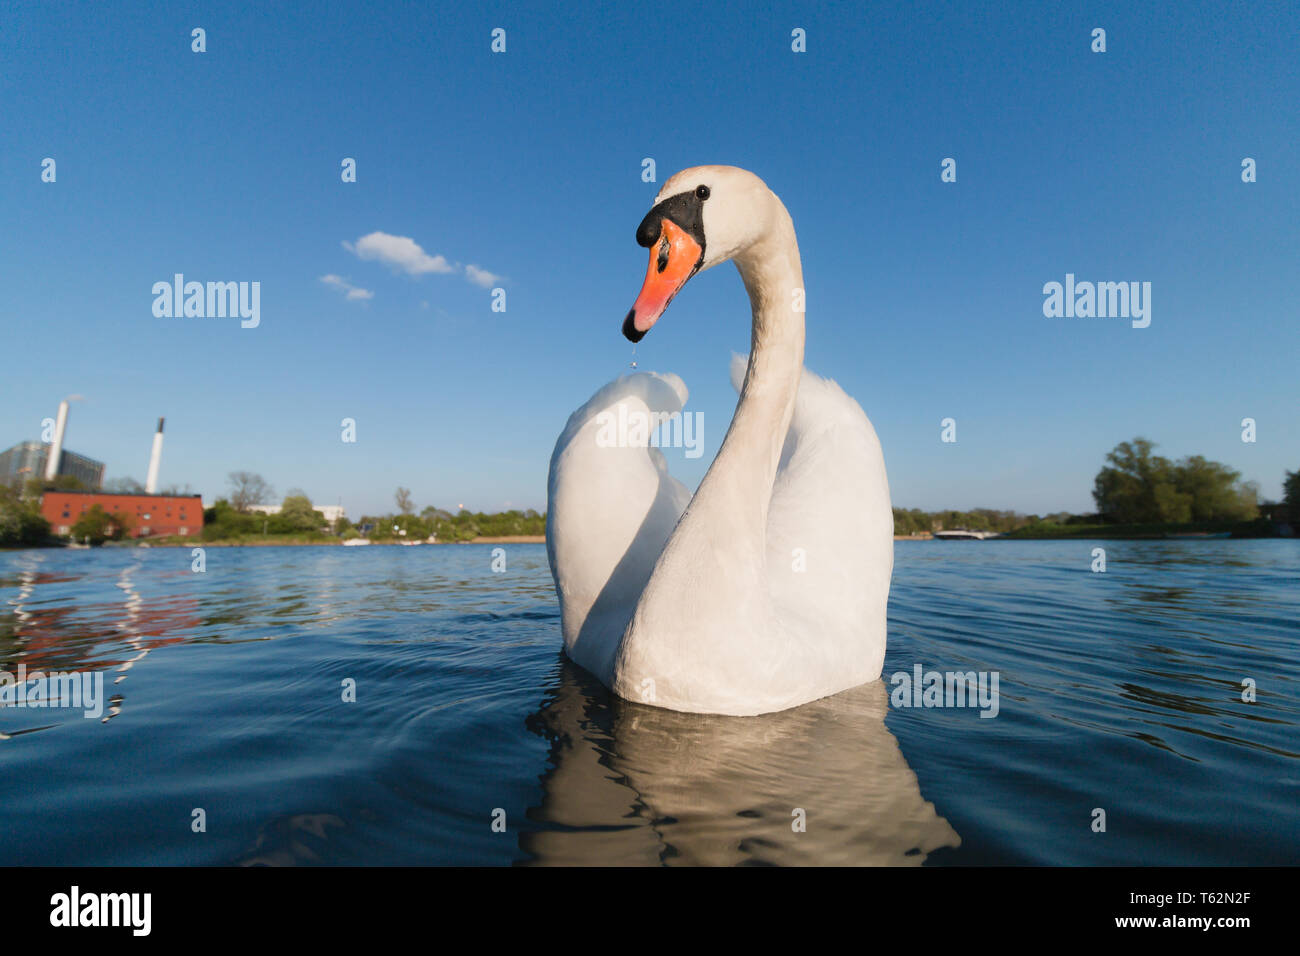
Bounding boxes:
145 418 165 494
43 400 70 480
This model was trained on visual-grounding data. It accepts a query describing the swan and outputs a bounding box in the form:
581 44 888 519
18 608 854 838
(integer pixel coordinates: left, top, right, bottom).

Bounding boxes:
546 165 893 716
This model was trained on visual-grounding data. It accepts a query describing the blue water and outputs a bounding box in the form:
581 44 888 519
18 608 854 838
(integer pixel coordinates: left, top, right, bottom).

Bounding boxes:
0 540 1296 865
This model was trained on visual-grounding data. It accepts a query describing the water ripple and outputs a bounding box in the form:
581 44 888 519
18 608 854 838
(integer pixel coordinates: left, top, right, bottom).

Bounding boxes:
0 539 1295 864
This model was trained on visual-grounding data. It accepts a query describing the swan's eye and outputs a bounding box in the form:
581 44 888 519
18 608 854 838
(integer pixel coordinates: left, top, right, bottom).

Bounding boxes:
656 236 670 273
695 185 710 200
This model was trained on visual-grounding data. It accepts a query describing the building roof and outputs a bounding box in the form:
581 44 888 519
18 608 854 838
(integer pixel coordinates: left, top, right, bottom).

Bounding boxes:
40 490 202 499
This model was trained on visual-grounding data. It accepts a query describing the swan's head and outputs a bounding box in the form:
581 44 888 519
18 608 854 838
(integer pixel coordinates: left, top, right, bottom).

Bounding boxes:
623 165 778 342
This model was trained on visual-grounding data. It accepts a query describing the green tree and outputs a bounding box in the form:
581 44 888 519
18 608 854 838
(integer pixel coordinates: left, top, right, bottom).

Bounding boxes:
0 485 51 546
70 504 129 545
1284 470 1300 524
104 476 145 493
421 505 454 530
1152 482 1192 523
1174 455 1252 520
277 493 324 532
1234 480 1261 521
1093 438 1174 522
23 474 87 498
202 499 260 539
1095 438 1260 523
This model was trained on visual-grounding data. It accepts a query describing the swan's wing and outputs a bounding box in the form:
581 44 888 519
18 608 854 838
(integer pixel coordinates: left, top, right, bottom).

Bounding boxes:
729 355 894 681
546 371 692 682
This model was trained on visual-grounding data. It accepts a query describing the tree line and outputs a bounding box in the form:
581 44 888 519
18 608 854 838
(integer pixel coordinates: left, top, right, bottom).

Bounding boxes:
1091 438 1260 523
204 476 546 543
5 449 1297 547
352 486 545 542
892 438 1295 535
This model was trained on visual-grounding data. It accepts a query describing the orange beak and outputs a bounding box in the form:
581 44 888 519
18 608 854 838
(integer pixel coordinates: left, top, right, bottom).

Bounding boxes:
623 218 703 342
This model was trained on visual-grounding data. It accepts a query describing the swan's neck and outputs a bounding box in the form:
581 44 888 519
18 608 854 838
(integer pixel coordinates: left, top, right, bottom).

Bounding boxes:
667 205 803 554
620 199 804 662
725 209 806 508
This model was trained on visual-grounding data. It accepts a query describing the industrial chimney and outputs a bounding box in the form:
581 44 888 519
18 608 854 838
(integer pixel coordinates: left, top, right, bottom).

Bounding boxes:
145 418 165 494
43 400 70 480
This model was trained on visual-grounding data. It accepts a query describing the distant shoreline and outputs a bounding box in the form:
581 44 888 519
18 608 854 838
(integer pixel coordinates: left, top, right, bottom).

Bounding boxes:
15 519 1292 551
84 535 551 548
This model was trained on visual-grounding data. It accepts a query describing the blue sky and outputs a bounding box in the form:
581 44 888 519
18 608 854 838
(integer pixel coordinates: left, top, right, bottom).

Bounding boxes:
2 0 1296 517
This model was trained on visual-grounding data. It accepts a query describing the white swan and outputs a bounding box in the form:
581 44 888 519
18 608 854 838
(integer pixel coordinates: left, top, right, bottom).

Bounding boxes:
546 165 893 716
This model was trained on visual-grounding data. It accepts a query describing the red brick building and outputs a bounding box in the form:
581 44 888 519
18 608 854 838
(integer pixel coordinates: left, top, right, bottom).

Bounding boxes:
41 491 204 539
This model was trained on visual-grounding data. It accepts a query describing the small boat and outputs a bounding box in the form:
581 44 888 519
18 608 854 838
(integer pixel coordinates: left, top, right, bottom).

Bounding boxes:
342 538 372 546
932 530 1000 541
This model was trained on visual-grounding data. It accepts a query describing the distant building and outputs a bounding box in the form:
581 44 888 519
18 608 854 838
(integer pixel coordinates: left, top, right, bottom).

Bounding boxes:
0 441 105 489
249 503 347 528
41 491 203 538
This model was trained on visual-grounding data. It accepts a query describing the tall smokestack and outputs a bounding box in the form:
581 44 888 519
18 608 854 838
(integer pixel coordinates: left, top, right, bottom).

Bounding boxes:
145 417 165 493
44 400 70 480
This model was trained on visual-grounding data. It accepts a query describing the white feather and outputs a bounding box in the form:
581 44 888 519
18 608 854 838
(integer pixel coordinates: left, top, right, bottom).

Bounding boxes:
546 372 691 680
546 357 892 714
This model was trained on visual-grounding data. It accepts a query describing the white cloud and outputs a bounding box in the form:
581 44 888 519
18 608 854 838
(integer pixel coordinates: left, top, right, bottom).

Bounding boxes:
320 274 375 301
344 231 455 276
465 264 503 288
343 231 505 292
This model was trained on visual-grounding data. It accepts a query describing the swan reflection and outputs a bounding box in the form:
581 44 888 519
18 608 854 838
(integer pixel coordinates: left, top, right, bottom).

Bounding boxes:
521 659 959 865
